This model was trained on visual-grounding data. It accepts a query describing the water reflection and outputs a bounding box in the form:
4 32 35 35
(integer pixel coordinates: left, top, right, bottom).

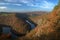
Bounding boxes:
2 27 18 38
2 27 11 34
26 20 35 29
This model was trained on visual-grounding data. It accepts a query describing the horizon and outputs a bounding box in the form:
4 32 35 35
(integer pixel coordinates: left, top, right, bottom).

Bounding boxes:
0 0 58 12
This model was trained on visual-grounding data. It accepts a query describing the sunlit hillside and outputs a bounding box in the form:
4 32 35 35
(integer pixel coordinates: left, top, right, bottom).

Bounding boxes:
18 0 60 40
0 0 60 40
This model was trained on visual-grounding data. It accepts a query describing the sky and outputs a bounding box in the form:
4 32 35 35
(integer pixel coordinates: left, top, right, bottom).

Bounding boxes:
0 0 58 12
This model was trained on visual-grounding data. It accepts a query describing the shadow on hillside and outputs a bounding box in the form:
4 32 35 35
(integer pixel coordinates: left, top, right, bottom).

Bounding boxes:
16 13 37 30
0 24 26 40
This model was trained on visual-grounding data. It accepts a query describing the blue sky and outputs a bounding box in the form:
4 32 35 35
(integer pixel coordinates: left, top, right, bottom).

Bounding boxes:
0 0 58 12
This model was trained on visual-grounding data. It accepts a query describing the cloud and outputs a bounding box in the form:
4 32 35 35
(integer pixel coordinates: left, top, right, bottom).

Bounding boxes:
1 0 56 12
19 0 29 3
39 1 55 9
5 0 17 2
26 2 41 7
0 2 22 6
0 3 10 5
4 0 38 7
13 4 22 6
0 6 7 10
4 0 31 3
27 3 35 6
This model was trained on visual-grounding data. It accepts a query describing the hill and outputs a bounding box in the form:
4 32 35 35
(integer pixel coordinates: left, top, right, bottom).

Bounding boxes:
0 1 60 40
18 0 60 40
